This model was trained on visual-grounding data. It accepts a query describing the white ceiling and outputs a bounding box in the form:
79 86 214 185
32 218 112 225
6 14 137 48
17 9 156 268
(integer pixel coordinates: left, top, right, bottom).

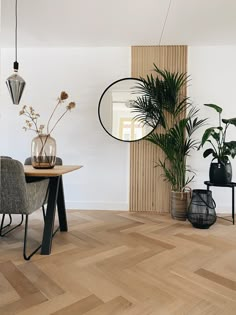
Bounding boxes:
1 0 236 47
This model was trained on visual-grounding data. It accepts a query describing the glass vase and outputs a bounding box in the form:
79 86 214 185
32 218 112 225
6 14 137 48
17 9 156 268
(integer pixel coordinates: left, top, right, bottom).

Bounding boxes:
31 134 56 169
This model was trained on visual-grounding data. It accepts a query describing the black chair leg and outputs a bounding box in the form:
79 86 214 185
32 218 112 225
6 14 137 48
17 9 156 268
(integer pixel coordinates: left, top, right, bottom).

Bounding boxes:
23 212 60 261
42 205 46 222
0 209 59 260
23 214 43 261
0 214 24 237
0 214 12 235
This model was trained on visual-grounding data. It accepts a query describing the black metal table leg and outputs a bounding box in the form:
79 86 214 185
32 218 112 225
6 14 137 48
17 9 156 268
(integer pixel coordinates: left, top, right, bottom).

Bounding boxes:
57 176 68 231
232 186 235 225
41 176 60 255
204 181 236 225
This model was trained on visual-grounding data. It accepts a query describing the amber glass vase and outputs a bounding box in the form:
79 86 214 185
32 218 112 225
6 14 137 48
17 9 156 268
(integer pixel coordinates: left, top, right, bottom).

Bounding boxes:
31 134 56 169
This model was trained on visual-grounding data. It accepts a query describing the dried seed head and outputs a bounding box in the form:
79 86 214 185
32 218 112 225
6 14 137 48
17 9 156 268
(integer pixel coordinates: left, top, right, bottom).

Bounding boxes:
60 91 69 101
67 102 76 110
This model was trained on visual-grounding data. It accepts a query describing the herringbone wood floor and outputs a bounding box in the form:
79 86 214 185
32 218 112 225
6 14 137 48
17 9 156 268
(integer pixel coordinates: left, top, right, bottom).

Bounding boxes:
1 210 236 315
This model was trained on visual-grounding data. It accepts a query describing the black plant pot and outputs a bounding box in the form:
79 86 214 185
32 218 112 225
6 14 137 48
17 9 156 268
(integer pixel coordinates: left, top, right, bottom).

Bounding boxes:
209 161 232 184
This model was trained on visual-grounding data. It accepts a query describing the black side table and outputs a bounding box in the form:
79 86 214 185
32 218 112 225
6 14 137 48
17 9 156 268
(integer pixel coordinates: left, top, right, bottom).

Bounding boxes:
204 181 236 225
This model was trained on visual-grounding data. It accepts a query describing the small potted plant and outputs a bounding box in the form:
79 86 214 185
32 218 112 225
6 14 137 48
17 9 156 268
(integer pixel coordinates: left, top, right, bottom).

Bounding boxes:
198 103 236 184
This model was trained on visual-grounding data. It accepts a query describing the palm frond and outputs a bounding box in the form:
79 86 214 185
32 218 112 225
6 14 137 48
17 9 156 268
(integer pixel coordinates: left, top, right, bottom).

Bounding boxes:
131 96 165 128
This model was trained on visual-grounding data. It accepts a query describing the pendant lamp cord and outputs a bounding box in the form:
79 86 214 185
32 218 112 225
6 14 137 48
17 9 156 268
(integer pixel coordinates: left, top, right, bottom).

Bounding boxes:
13 0 19 71
158 0 172 45
6 0 26 105
15 0 18 62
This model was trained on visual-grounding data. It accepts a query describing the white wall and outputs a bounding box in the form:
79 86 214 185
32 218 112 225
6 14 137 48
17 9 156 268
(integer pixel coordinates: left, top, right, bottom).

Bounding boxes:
2 45 236 213
188 46 236 213
0 47 131 210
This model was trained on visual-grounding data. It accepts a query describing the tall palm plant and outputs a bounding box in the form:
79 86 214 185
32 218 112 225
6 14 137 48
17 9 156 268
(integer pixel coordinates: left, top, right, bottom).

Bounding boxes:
132 64 190 129
132 65 206 192
148 107 206 191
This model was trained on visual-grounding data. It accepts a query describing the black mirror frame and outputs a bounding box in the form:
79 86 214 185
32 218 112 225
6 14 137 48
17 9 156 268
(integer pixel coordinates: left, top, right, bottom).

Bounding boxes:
98 77 157 143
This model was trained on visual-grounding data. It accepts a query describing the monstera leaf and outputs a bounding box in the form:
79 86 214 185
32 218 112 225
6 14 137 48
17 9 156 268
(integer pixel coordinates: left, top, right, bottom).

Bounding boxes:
200 127 222 147
222 118 236 126
204 103 223 113
203 148 216 159
224 141 236 158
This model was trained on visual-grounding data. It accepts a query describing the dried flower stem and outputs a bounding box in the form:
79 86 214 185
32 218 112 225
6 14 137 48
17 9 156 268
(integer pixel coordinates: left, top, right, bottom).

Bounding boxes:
48 108 70 135
46 99 61 134
38 134 50 159
20 91 76 137
23 110 39 133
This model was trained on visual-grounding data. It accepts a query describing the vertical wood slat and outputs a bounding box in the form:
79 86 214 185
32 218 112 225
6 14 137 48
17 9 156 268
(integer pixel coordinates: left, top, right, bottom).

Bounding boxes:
130 46 187 213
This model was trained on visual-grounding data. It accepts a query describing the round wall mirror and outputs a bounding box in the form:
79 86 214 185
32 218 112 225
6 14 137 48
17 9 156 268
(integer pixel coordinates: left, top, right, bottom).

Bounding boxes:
98 78 156 142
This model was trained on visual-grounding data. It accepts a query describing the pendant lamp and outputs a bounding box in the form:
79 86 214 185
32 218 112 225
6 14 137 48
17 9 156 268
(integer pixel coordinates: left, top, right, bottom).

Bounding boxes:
6 0 26 105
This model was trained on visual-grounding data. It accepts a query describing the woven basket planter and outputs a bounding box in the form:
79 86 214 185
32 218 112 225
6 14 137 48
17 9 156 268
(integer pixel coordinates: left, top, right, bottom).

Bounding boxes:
171 191 191 221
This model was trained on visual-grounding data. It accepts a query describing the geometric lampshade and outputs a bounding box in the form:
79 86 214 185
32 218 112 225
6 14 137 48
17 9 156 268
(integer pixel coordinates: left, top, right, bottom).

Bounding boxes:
6 72 26 105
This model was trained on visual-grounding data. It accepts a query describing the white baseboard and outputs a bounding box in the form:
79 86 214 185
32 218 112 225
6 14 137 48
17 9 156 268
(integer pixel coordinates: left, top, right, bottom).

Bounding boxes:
65 201 129 211
65 202 232 213
216 207 232 214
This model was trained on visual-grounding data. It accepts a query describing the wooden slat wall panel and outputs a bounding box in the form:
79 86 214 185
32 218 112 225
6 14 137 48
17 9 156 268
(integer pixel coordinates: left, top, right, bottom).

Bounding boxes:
130 46 187 212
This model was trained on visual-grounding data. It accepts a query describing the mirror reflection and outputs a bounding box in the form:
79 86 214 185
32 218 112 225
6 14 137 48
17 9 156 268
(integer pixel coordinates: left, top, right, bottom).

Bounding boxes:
98 78 156 142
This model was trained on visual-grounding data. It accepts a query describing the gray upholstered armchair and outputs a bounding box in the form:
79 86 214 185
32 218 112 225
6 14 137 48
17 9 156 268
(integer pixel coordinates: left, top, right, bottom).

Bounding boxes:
0 157 49 260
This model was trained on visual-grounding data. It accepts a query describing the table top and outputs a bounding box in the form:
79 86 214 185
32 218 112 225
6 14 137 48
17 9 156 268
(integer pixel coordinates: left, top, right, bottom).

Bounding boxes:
204 181 236 187
24 165 83 177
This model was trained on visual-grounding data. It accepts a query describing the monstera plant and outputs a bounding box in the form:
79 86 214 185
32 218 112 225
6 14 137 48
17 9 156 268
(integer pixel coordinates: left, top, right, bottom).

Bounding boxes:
198 103 236 184
132 65 206 220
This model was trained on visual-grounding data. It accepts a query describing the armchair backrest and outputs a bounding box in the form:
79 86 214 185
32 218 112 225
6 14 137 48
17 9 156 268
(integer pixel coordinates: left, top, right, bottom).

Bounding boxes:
0 157 28 214
0 157 50 215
